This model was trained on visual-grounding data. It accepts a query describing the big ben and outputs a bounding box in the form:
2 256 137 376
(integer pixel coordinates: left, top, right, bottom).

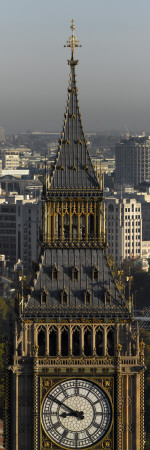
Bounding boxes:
5 21 145 450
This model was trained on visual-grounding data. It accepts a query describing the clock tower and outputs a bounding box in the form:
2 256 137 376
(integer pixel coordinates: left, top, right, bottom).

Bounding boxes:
5 21 145 450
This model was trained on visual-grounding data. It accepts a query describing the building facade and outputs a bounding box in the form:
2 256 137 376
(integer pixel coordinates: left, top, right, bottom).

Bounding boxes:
4 22 145 450
0 198 40 272
115 135 150 188
105 197 142 266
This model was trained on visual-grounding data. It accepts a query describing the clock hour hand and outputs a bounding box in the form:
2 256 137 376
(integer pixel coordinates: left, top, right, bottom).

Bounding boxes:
48 394 84 418
59 411 84 419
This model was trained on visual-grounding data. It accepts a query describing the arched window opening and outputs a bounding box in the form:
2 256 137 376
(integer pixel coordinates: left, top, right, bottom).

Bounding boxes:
72 328 81 356
89 214 94 238
96 329 103 356
104 290 111 306
84 329 92 356
84 290 91 306
61 289 68 306
49 329 57 356
72 266 79 282
80 214 86 240
52 265 58 281
61 329 69 356
107 329 114 356
41 290 47 305
92 267 99 281
64 214 69 240
58 214 61 239
38 329 46 357
72 214 77 240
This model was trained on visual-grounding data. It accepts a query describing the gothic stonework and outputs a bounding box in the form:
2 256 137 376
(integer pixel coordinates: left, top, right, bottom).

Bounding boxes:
5 21 144 450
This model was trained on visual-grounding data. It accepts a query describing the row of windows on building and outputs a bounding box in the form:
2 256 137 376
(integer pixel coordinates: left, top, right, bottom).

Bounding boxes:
37 327 115 358
41 288 112 306
125 215 141 220
106 205 140 213
49 266 100 282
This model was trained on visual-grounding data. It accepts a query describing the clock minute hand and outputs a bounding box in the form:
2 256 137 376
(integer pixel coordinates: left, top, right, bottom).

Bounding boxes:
48 394 79 416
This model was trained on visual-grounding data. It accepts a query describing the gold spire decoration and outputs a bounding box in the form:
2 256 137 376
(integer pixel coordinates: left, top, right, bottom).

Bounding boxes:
64 19 82 61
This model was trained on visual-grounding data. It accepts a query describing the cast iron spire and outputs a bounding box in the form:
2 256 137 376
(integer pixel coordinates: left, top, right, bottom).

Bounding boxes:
50 20 100 191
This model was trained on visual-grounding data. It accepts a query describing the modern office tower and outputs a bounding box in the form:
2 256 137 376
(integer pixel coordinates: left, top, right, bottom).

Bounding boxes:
115 135 150 188
16 200 41 273
4 22 144 450
105 197 142 265
0 199 40 272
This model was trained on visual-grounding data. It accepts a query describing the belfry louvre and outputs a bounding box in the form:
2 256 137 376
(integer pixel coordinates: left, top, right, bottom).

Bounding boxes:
4 21 145 450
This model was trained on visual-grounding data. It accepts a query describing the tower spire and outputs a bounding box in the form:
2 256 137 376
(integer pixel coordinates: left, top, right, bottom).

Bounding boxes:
64 19 82 64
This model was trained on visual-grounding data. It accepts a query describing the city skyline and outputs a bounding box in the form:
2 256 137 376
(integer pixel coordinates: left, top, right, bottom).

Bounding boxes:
0 0 150 133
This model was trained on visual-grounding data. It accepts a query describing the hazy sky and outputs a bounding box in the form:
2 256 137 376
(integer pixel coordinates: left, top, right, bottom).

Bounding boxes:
1 0 150 134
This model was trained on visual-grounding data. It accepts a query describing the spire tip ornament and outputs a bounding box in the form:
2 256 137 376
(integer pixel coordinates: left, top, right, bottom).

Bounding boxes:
64 19 82 65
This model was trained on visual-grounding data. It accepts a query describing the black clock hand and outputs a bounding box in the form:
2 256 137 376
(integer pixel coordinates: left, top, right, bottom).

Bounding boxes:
60 411 84 419
48 394 83 418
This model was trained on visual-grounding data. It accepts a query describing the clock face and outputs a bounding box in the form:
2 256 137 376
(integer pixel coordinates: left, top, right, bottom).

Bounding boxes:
41 379 111 449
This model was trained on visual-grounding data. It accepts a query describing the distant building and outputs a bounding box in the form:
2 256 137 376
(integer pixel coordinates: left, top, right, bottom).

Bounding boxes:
0 127 5 142
142 241 150 260
141 201 150 241
115 135 150 188
105 196 142 266
0 198 41 273
0 175 42 197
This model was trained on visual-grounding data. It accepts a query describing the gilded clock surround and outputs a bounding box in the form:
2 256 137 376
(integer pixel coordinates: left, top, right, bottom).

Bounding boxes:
40 376 114 450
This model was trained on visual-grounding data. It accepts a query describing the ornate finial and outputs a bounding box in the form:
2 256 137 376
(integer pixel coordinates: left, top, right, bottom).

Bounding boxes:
64 19 82 63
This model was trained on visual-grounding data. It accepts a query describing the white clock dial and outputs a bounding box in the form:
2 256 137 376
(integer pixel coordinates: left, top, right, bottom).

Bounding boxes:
41 379 111 449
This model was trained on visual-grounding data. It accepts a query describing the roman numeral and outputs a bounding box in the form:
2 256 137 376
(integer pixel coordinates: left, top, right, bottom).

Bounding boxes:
75 432 78 448
85 430 94 442
53 422 60 430
60 430 68 441
75 380 79 395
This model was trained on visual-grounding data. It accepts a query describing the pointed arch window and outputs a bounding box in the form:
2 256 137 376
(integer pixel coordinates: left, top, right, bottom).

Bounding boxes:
72 326 81 356
84 290 91 306
52 265 58 281
96 327 103 356
107 327 115 356
38 327 46 356
104 289 111 306
72 266 79 282
92 266 99 282
84 327 92 356
61 326 69 356
61 289 68 306
49 327 58 356
41 289 48 305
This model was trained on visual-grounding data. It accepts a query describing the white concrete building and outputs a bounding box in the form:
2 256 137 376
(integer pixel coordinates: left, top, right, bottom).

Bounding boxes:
142 241 150 259
105 197 142 266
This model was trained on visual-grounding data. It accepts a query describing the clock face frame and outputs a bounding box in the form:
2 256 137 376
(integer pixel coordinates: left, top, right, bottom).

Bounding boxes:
41 378 112 449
